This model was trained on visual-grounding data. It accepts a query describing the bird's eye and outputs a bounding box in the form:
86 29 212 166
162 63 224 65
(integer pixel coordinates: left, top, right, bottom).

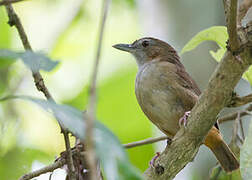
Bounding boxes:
142 40 149 47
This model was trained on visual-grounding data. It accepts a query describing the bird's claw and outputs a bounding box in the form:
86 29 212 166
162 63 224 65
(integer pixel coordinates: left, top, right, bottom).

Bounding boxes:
179 111 191 127
149 152 160 168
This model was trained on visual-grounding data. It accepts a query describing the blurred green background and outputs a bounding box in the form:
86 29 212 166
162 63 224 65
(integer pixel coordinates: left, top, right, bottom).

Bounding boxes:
0 0 251 180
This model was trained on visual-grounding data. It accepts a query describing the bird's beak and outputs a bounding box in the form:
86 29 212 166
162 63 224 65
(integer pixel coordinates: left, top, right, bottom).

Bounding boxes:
112 43 134 52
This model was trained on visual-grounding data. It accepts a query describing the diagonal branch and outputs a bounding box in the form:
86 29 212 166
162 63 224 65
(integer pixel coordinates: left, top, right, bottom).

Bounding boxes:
238 113 245 140
85 0 110 179
3 3 76 180
229 93 252 107
19 158 66 180
225 0 240 52
218 104 252 123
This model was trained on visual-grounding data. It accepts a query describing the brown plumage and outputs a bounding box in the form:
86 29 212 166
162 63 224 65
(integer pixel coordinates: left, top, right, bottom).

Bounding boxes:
113 37 239 173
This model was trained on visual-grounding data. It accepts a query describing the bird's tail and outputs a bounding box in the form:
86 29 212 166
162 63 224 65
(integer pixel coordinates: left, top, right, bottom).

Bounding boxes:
204 127 239 173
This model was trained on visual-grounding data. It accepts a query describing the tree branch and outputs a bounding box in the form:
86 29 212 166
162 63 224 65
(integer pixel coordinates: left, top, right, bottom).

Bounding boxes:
124 136 170 149
143 3 252 179
238 0 252 25
19 158 66 180
3 3 76 180
226 0 240 52
230 112 240 145
238 113 245 140
229 93 252 107
218 104 252 123
85 0 110 179
0 0 28 6
18 135 169 180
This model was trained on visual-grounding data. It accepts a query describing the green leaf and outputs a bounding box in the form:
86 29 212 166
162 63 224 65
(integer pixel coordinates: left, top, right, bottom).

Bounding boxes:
241 120 252 180
181 25 252 86
0 95 143 180
181 26 228 55
209 48 226 62
0 50 59 72
243 66 252 85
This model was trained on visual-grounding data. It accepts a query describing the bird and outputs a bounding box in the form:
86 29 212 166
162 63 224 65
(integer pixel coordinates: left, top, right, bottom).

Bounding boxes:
113 37 239 173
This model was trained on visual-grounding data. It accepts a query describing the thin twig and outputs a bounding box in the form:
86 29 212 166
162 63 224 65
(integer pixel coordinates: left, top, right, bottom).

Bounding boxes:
236 133 244 144
231 112 240 144
85 0 110 179
62 131 76 180
226 0 240 51
18 140 86 180
230 93 252 107
239 115 245 140
49 172 53 180
0 0 28 6
245 110 252 115
4 4 76 180
218 104 252 123
4 3 52 98
18 135 170 180
227 112 242 160
124 136 170 149
238 0 252 25
19 158 66 180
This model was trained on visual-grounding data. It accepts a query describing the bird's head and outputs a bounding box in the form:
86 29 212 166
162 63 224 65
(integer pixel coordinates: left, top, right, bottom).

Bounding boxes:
113 37 180 67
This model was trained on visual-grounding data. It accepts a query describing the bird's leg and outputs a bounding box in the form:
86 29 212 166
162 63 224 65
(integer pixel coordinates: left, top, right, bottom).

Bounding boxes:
179 111 191 127
149 138 172 168
149 152 160 168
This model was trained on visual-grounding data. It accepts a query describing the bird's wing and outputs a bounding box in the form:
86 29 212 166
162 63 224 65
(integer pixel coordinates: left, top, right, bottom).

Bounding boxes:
175 66 201 96
158 55 201 96
175 65 219 129
156 61 199 110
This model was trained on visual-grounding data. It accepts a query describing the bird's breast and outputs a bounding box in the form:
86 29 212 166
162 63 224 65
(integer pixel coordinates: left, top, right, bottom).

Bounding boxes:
135 63 185 136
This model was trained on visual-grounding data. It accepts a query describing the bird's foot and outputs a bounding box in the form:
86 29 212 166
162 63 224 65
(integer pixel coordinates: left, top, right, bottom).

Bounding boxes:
179 111 191 127
149 152 160 168
166 138 172 146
